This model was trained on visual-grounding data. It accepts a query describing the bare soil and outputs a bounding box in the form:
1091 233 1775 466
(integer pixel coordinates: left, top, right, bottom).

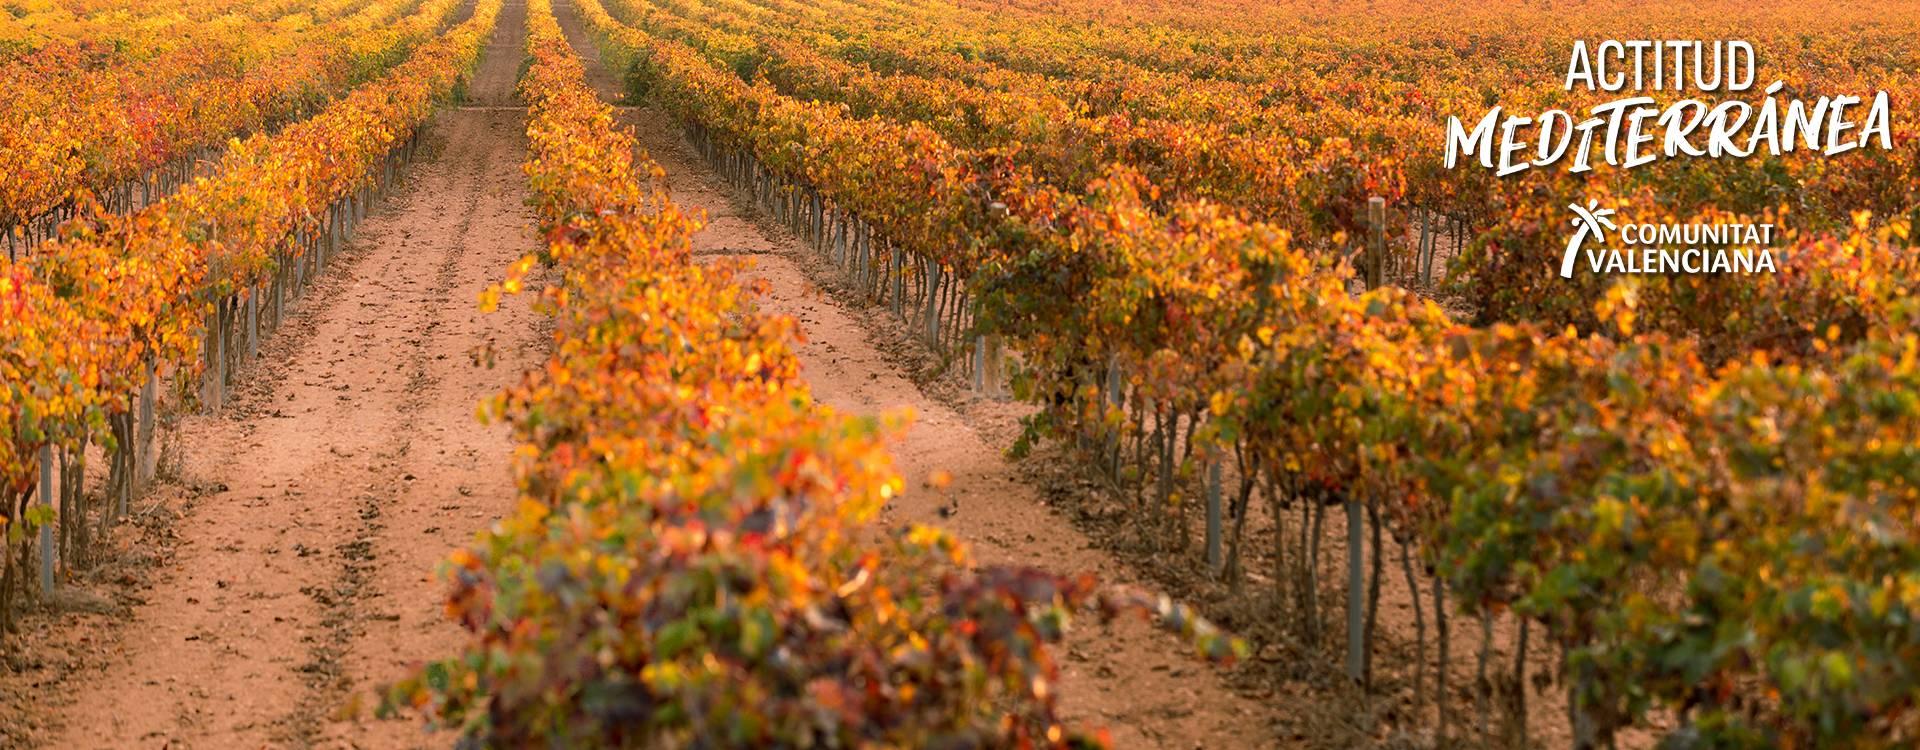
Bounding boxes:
0 1 1286 748
546 3 1282 747
10 2 547 747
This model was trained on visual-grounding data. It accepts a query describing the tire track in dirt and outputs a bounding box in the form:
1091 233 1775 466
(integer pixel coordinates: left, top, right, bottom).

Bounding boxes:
41 2 545 747
549 1 1279 746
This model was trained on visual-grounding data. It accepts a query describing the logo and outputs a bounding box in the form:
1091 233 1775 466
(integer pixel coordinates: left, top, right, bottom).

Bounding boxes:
1561 200 1619 278
1558 200 1777 278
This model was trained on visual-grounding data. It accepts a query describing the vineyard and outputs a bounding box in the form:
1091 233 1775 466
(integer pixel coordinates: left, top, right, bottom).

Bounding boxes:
2 0 1917 747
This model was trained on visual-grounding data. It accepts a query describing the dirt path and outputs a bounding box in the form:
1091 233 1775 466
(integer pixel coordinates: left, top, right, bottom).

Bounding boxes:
549 3 1277 747
41 2 545 747
28 1 1273 746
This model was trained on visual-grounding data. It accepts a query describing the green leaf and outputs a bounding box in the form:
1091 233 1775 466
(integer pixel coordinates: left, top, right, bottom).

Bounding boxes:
655 619 702 660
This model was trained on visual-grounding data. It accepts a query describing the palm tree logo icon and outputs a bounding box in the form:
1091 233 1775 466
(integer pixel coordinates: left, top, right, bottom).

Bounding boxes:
1561 200 1618 278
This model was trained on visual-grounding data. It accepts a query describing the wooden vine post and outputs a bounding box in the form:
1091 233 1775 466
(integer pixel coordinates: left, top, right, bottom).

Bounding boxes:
138 359 157 492
1342 195 1389 684
1346 494 1364 683
984 335 1003 398
1418 209 1437 286
1366 196 1387 289
973 336 986 393
925 263 943 344
38 444 54 593
1205 459 1223 572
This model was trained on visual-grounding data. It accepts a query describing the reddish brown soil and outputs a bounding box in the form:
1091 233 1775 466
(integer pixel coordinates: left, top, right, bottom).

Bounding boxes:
622 120 1280 747
20 2 546 747
547 2 1280 746
1 2 1283 748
